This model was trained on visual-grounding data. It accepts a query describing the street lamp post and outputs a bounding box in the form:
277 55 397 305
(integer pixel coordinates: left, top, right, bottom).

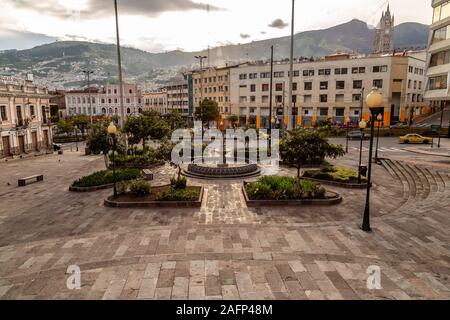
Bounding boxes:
114 0 125 128
345 118 350 154
362 87 383 232
107 122 118 198
194 55 207 134
357 120 367 184
374 113 383 162
74 125 79 152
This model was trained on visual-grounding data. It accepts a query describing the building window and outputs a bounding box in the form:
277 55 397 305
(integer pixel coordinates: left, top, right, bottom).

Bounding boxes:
250 96 256 103
274 72 285 78
373 79 383 88
373 65 388 73
303 70 314 77
318 69 331 76
30 105 35 117
304 95 312 103
249 73 258 79
320 81 328 90
0 105 7 121
260 72 271 78
262 96 269 103
304 82 312 90
352 67 366 74
334 68 348 75
250 84 256 92
430 50 450 67
353 80 363 89
352 94 361 102
276 95 283 103
239 96 247 103
262 84 269 92
275 83 283 91
320 95 328 103
239 74 247 80
429 75 448 90
335 94 344 102
336 81 345 90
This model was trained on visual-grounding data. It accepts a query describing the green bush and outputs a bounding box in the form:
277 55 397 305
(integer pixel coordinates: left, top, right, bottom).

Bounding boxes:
170 175 187 190
156 187 200 201
129 180 151 196
245 176 326 200
303 167 367 183
72 168 141 187
110 145 168 168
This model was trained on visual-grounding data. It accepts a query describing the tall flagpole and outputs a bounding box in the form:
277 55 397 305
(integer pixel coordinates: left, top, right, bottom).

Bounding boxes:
114 0 125 128
287 0 295 130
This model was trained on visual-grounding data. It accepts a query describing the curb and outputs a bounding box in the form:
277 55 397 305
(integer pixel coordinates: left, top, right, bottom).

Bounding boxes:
242 185 343 207
104 186 204 208
404 147 450 158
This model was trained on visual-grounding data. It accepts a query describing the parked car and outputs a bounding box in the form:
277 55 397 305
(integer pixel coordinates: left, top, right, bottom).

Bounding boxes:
348 130 370 141
399 134 433 144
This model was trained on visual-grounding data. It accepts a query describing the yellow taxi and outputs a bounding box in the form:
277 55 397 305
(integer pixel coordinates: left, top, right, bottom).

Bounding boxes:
399 134 433 144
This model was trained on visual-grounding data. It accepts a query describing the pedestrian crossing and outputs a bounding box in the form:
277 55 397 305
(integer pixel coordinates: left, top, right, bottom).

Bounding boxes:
349 147 407 153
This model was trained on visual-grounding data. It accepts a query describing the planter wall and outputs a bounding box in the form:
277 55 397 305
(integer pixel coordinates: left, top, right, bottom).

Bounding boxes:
104 186 204 208
242 185 342 208
69 183 114 193
300 177 368 189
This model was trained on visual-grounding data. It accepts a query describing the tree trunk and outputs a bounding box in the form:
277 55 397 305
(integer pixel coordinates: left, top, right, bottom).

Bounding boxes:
297 166 301 178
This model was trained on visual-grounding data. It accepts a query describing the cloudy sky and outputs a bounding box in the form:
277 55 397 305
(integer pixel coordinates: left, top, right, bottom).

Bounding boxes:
0 0 433 52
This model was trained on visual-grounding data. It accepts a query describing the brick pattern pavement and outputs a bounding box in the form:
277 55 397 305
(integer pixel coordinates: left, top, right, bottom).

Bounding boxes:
0 151 449 300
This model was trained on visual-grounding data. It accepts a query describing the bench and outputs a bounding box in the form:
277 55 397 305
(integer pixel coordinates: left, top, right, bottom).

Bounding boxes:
142 169 154 181
18 175 44 187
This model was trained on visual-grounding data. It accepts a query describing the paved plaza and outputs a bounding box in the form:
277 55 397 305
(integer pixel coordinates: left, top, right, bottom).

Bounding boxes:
0 140 449 300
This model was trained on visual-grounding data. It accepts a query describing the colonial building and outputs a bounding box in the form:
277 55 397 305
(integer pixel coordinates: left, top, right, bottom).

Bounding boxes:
424 0 450 113
373 5 395 54
192 65 239 116
230 53 427 128
0 76 53 158
143 90 168 115
65 83 144 118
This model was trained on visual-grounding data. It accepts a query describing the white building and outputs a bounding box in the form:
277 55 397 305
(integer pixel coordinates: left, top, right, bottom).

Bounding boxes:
163 81 190 116
66 83 144 118
425 0 450 112
230 53 427 128
0 76 53 158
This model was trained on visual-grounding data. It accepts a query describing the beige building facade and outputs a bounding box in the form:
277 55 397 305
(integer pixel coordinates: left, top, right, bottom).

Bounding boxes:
143 90 168 115
0 76 53 158
230 54 427 128
192 66 237 116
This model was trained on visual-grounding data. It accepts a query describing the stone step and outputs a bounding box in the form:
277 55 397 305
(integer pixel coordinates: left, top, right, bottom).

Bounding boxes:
380 159 409 202
404 163 431 200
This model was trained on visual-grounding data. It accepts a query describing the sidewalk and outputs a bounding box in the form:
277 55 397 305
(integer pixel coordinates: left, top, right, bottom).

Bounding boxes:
404 139 450 158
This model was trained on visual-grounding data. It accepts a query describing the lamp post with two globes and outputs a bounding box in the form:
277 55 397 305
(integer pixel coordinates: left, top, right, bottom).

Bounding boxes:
107 122 118 198
362 87 383 232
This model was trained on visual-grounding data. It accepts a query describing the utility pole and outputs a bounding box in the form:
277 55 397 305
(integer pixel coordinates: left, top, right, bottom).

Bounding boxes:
195 55 207 133
269 46 274 151
82 70 94 125
114 0 125 128
287 0 295 130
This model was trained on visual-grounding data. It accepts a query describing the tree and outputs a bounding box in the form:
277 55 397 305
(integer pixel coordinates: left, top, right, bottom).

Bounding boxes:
72 115 90 137
195 99 219 128
226 115 239 128
123 113 171 147
280 129 345 178
166 109 187 130
56 119 74 135
86 122 110 155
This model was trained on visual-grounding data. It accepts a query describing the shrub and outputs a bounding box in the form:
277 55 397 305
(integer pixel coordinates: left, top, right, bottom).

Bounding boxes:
117 181 131 195
129 180 151 196
245 176 325 200
156 187 200 201
170 175 187 190
72 168 141 188
303 167 367 183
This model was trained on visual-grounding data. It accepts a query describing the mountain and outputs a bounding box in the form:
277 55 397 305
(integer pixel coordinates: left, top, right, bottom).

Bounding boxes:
0 20 429 90
0 29 57 51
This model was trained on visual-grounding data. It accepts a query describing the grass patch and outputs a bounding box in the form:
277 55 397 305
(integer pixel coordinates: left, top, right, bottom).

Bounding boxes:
303 166 367 183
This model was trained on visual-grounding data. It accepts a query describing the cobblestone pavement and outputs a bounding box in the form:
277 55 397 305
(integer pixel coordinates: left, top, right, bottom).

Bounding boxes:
0 149 449 300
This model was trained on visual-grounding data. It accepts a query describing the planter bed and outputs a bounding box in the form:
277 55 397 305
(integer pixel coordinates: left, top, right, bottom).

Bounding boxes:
69 183 115 193
110 162 165 170
300 177 368 189
242 183 342 207
104 186 204 208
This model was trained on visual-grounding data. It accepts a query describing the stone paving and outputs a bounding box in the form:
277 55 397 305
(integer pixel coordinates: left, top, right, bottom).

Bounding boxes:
0 149 449 300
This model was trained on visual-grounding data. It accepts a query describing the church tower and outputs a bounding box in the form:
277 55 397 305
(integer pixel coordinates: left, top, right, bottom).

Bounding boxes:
373 5 395 54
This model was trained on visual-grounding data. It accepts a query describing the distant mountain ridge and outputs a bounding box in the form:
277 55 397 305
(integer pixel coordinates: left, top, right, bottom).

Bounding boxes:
0 19 429 89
